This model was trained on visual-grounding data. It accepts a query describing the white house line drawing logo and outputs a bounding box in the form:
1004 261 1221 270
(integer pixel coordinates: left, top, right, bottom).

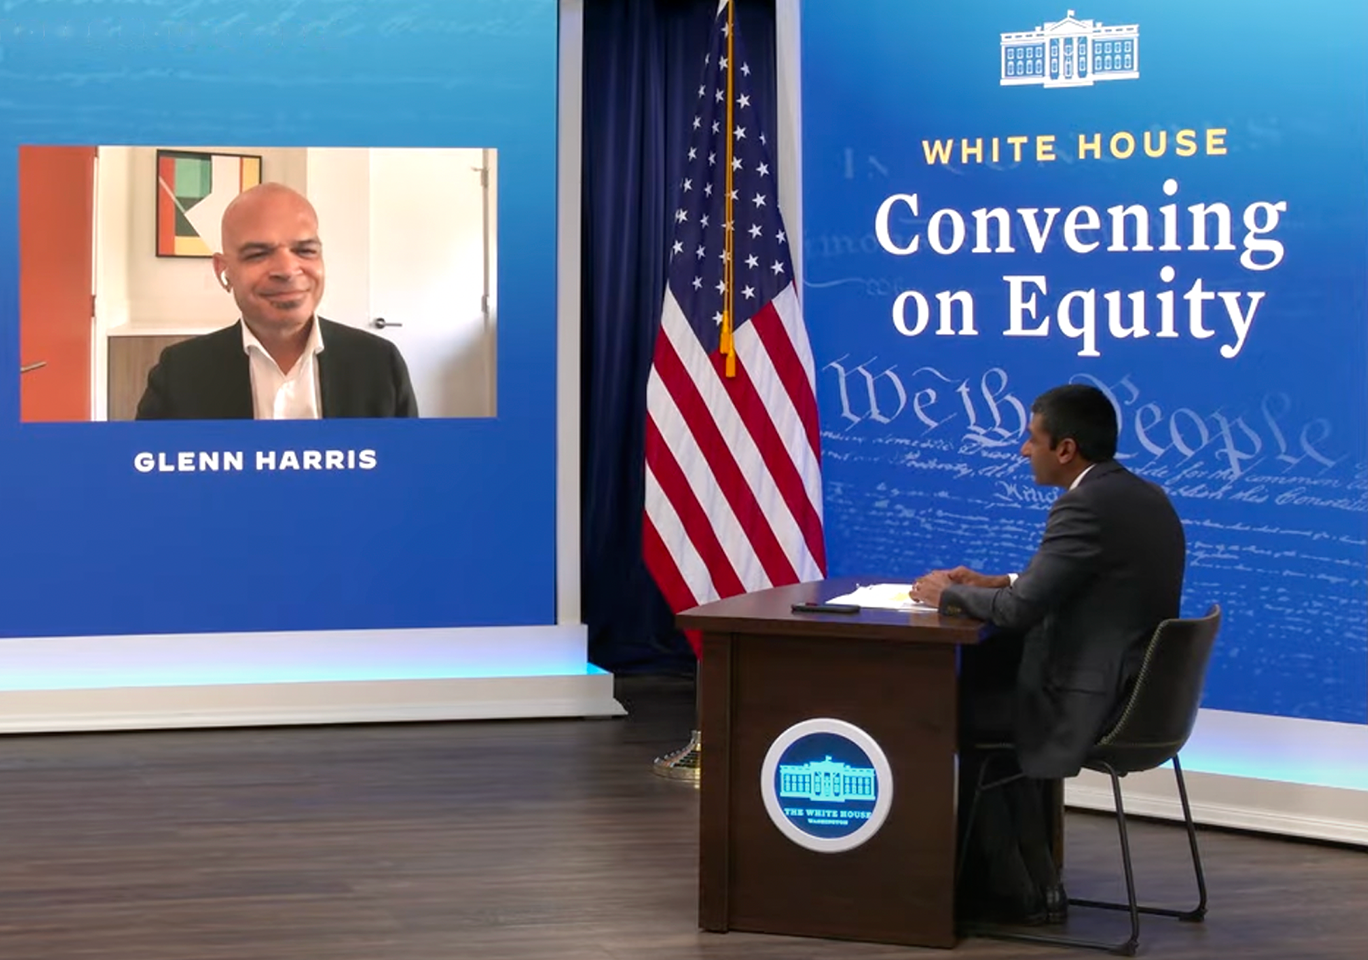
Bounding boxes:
1001 10 1139 88
778 756 878 802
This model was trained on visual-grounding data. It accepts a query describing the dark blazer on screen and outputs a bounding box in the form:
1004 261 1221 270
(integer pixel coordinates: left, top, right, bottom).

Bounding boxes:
134 318 418 420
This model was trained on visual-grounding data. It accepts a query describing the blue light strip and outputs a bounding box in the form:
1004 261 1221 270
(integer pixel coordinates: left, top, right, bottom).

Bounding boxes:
0 662 609 693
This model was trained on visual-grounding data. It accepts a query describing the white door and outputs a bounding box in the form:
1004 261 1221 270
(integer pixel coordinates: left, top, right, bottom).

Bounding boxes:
366 148 495 418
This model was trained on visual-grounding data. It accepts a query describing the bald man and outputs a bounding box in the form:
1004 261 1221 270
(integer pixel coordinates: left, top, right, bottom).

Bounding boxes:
135 182 418 420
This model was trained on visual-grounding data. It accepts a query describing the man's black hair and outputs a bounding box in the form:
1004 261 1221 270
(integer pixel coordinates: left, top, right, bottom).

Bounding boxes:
1031 383 1118 462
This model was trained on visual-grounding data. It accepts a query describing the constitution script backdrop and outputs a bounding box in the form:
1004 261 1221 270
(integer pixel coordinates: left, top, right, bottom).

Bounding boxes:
800 0 1368 724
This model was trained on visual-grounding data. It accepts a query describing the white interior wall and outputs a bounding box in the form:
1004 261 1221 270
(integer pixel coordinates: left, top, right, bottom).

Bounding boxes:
367 147 492 417
101 145 308 331
304 147 372 329
305 146 494 417
92 146 131 420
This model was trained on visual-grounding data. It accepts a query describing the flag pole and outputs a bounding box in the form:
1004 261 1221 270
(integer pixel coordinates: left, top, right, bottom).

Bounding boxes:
653 0 737 783
720 0 737 379
651 682 703 782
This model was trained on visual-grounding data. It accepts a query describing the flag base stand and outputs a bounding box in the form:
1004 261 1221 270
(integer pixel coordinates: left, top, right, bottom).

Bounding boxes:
652 729 702 782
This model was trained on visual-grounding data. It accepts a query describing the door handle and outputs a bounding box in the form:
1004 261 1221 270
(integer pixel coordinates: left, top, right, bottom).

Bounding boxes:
20 361 47 374
372 317 403 330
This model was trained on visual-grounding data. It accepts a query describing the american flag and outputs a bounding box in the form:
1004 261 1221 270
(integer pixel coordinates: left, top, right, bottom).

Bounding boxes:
643 0 826 651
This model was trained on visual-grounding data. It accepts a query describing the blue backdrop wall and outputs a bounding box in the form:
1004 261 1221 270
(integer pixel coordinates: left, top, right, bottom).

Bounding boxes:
800 0 1368 723
0 1 560 639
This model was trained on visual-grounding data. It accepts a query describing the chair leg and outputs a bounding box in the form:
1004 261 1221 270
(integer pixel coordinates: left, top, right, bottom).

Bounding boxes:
1046 764 1144 953
1071 757 1208 922
1172 755 1208 921
963 757 1209 955
1107 762 1143 955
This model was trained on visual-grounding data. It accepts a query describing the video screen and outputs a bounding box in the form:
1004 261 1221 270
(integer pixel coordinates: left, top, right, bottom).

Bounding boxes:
19 145 498 422
0 1 559 642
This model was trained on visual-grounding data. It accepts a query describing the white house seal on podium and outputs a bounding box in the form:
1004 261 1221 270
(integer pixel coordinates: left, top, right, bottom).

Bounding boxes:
760 718 894 853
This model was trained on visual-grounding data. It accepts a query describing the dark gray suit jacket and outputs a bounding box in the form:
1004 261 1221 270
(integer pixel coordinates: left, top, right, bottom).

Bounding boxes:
134 318 418 420
942 460 1185 778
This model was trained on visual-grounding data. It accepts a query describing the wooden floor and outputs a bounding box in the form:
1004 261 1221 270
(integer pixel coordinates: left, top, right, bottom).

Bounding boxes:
1 675 1363 960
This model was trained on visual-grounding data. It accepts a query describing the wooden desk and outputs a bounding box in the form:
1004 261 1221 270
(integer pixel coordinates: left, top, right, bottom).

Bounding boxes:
682 577 985 949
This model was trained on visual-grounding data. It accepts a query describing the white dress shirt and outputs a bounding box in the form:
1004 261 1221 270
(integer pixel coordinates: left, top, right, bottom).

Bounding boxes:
1068 463 1097 492
1008 464 1098 585
241 318 325 420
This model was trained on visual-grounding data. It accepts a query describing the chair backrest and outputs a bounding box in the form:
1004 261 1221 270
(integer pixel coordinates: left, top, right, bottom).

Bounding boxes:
1089 604 1221 774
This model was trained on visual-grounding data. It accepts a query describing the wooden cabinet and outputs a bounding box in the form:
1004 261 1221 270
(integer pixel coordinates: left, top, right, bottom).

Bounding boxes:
107 335 191 421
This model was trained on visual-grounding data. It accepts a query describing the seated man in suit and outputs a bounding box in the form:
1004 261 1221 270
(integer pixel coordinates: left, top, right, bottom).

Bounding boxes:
910 383 1186 925
136 182 418 420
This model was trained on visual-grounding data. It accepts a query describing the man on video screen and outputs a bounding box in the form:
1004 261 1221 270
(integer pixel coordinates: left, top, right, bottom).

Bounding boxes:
135 182 418 420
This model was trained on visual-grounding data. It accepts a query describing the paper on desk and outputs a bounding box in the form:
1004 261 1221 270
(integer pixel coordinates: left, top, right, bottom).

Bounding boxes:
825 583 939 612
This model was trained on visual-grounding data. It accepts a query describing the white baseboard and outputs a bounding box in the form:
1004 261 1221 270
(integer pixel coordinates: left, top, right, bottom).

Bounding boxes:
0 673 624 734
0 624 624 733
1066 708 1368 847
1067 768 1368 847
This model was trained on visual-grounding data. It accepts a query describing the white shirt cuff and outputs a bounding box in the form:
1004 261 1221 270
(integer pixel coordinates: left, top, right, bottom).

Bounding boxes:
1008 573 1019 586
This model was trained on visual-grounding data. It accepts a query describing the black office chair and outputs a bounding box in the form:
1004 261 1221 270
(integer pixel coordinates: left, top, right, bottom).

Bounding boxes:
957 604 1222 956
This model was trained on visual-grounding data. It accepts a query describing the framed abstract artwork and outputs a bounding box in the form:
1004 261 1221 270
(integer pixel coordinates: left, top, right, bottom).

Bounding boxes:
154 149 262 257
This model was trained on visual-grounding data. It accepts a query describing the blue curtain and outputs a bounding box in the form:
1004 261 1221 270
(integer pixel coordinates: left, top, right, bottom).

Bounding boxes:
581 0 778 674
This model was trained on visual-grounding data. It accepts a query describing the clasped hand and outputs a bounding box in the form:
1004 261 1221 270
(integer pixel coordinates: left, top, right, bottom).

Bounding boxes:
908 566 1006 607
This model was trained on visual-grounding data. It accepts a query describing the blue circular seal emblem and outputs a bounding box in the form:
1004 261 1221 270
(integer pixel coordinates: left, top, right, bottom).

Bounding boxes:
760 718 894 853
